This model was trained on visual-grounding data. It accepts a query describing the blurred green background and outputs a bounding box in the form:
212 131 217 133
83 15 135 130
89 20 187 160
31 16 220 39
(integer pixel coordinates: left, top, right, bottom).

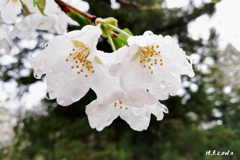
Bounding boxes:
1 0 240 159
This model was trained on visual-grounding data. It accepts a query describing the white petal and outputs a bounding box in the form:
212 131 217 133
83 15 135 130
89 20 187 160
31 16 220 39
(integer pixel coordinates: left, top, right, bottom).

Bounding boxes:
120 106 151 131
87 104 119 131
46 68 90 106
28 35 74 78
0 26 13 52
146 103 168 121
63 0 90 12
1 1 21 24
64 26 101 50
85 90 124 117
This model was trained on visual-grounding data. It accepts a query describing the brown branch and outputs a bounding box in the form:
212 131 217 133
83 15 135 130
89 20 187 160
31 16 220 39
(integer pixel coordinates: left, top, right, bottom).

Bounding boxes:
118 0 155 10
54 0 97 23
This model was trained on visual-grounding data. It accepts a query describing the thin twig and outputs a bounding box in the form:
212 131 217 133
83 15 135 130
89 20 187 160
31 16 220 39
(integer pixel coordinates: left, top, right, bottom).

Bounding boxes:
118 0 155 10
54 0 97 23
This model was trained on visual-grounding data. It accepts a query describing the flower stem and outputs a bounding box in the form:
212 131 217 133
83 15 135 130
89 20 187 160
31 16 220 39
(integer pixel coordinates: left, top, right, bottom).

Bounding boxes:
19 0 31 15
102 26 116 51
107 32 116 51
54 0 97 23
107 24 132 37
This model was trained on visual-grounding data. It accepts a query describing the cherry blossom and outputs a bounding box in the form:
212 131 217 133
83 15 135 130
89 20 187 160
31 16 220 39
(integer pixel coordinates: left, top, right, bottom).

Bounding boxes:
28 25 106 106
85 46 168 131
0 26 13 54
0 0 22 24
86 89 168 131
112 31 195 101
10 0 89 39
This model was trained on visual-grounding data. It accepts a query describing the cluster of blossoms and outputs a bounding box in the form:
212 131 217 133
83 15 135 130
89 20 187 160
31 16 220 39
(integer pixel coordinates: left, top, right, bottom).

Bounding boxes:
28 25 195 131
0 0 89 43
0 26 13 53
0 0 194 131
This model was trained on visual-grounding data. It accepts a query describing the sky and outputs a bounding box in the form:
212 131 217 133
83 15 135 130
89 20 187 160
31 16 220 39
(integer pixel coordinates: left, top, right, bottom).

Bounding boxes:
166 0 240 51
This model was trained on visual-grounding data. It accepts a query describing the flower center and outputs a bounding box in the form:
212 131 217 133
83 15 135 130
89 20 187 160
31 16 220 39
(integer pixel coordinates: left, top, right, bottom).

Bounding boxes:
65 41 94 77
113 99 128 110
138 45 163 74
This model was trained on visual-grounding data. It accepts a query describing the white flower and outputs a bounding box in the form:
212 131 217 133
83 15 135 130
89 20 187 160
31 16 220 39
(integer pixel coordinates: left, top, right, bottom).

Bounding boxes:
62 0 89 12
11 0 66 39
10 0 89 39
86 89 168 131
0 26 13 54
110 0 120 9
114 31 195 101
28 25 107 106
85 46 168 131
0 0 22 24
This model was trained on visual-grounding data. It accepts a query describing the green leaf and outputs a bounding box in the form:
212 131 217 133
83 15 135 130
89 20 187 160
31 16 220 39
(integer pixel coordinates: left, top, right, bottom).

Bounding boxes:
67 10 92 27
122 28 133 36
111 28 133 49
212 0 221 3
104 17 118 27
112 35 128 50
33 0 46 16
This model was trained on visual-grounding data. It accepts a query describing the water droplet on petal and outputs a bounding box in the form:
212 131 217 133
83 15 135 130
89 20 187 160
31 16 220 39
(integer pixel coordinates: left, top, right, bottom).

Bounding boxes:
138 40 147 47
34 70 42 79
160 80 167 88
163 106 168 113
30 52 38 58
47 68 53 73
58 97 65 105
167 83 171 88
143 31 153 36
39 59 47 70
70 89 81 102
46 93 50 100
127 36 134 43
55 81 59 86
169 68 177 76
46 91 55 99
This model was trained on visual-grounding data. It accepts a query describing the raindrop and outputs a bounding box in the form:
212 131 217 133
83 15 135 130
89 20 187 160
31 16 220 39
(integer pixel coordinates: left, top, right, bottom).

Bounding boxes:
127 36 134 43
160 80 167 88
58 97 65 105
39 59 47 70
46 91 55 99
106 116 113 125
45 42 49 48
70 76 74 80
70 89 81 102
186 56 192 64
55 81 59 86
46 93 50 100
167 83 171 88
34 70 42 79
163 106 168 113
169 68 177 76
174 58 179 64
138 40 147 47
143 31 153 36
160 91 168 100
47 68 53 73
